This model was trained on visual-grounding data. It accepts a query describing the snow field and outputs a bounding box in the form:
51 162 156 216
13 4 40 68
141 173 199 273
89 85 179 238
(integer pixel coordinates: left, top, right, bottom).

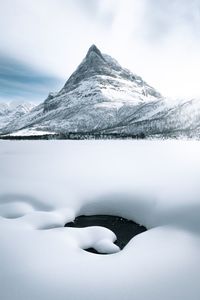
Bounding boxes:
0 140 200 299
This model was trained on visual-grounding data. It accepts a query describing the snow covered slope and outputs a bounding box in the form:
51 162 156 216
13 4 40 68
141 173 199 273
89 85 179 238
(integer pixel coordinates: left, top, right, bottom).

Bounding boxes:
1 45 200 138
0 101 35 130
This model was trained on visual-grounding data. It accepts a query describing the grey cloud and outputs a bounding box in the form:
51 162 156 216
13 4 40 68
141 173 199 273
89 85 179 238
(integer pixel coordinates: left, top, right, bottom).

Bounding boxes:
0 56 63 102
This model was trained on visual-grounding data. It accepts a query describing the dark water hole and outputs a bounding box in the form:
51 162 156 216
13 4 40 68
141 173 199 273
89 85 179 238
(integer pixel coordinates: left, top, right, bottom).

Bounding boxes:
65 215 147 254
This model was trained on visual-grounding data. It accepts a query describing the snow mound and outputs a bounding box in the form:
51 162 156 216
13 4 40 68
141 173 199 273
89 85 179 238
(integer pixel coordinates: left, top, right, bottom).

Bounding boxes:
0 140 200 300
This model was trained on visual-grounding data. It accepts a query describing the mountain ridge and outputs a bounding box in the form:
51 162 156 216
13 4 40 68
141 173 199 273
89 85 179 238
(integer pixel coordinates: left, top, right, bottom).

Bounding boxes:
0 101 35 131
0 45 199 139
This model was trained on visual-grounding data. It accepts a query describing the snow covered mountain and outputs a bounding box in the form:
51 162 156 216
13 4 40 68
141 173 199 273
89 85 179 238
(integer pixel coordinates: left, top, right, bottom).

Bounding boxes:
0 45 200 138
0 101 35 131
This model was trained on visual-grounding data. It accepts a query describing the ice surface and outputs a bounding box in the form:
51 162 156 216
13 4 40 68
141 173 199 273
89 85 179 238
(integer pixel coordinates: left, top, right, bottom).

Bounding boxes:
0 140 200 300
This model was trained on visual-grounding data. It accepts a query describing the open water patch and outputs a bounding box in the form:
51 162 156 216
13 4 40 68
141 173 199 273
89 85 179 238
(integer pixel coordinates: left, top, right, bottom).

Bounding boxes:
65 214 147 254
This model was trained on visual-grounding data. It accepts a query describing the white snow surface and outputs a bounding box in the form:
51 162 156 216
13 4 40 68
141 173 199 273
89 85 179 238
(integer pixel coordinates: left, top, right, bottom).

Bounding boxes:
5 128 56 137
0 140 200 300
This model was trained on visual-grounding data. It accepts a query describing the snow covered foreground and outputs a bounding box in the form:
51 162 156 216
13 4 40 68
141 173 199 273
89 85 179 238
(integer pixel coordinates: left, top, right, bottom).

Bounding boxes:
0 140 200 300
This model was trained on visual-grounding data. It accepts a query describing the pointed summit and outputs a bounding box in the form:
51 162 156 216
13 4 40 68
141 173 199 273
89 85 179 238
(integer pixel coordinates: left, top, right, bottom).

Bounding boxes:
61 45 161 99
62 45 108 92
86 44 105 61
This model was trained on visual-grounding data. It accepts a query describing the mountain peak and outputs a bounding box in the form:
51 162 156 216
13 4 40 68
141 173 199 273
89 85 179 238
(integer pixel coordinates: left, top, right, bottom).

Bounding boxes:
86 44 104 60
61 45 107 92
60 45 161 101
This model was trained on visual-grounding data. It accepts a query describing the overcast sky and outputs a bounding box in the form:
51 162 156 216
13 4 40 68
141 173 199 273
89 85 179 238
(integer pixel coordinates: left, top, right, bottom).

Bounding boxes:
1 0 200 102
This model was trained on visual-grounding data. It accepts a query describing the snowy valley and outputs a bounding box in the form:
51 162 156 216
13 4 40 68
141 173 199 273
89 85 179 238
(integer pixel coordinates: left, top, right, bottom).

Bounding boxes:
1 0 200 299
1 45 200 300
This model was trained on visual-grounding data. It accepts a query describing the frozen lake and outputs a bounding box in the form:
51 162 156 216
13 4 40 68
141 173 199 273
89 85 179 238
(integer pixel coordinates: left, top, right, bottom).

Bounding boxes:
0 140 200 300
